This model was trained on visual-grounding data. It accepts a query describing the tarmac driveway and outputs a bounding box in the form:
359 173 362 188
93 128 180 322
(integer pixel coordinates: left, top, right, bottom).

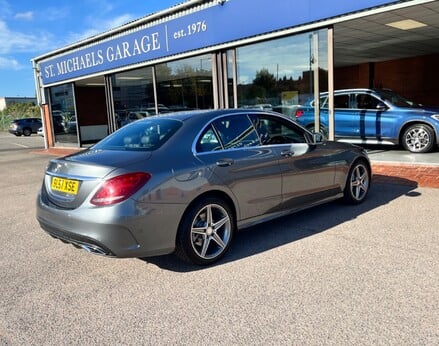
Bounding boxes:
0 134 438 345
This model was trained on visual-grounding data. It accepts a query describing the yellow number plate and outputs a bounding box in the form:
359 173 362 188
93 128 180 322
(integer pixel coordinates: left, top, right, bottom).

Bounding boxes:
51 177 79 195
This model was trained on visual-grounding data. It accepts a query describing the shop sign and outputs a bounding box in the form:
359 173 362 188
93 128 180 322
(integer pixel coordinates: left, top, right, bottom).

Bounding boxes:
39 0 399 85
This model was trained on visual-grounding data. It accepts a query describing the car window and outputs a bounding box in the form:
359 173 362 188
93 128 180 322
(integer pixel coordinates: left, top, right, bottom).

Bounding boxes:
334 94 349 108
310 96 328 108
93 118 182 151
355 93 380 109
376 89 420 108
319 96 328 108
249 114 308 144
212 114 260 150
196 125 222 152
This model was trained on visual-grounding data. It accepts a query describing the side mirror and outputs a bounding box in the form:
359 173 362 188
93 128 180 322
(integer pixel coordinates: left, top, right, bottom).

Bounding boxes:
376 102 387 111
313 132 324 143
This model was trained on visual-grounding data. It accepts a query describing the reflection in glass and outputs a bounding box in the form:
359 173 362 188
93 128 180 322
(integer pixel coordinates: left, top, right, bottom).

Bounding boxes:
227 51 235 108
235 30 328 119
49 83 78 145
112 67 154 129
213 115 259 149
156 54 213 111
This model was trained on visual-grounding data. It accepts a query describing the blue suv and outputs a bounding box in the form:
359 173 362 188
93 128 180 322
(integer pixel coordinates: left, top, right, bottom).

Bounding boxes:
295 88 439 153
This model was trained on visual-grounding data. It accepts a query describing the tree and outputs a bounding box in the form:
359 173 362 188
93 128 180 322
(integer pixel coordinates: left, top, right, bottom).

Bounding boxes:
253 68 276 91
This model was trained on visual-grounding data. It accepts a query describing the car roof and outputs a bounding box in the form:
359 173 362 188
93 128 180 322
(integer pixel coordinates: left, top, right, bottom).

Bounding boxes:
140 108 287 122
319 88 401 96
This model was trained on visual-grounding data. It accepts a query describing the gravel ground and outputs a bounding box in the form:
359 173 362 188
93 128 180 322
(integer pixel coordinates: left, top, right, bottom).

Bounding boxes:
0 134 438 345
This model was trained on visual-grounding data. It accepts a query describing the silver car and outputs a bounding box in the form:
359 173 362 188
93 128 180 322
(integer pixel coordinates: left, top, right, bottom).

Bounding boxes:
36 109 371 265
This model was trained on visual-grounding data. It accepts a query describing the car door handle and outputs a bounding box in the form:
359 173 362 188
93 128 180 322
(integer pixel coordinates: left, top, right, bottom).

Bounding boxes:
216 159 234 167
281 150 294 157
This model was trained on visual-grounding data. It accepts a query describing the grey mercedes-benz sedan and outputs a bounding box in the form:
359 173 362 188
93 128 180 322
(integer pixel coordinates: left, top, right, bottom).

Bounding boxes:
36 109 371 265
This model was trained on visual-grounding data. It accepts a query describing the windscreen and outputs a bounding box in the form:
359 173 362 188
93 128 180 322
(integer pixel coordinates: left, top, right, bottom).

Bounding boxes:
377 90 421 108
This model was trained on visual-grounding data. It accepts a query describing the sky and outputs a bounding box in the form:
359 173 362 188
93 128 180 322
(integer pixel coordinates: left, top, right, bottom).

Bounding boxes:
0 0 183 97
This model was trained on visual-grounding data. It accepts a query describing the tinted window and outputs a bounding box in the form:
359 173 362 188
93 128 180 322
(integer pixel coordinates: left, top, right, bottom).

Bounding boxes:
355 93 380 109
196 125 222 152
311 96 328 108
212 115 259 150
334 95 349 108
319 96 328 108
376 89 421 108
249 114 308 144
93 119 182 151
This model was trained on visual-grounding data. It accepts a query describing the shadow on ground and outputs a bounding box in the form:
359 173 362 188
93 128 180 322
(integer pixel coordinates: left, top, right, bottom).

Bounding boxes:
142 178 419 272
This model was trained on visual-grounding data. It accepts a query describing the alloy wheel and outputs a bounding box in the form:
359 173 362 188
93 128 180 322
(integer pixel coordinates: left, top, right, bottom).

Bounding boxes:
190 203 232 261
404 125 433 153
349 163 369 203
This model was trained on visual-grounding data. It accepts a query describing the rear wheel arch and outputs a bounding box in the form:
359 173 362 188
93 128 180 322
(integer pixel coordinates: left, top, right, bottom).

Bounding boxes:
179 190 238 231
175 191 237 265
23 127 32 136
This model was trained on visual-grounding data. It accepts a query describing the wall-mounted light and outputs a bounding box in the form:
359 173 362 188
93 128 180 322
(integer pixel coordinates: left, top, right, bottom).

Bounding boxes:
386 19 427 30
117 76 144 80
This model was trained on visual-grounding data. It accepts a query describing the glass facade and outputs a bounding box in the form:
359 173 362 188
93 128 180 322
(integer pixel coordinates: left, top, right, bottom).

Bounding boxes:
234 30 328 119
156 54 214 112
47 29 329 146
48 83 78 145
109 54 214 130
111 67 154 129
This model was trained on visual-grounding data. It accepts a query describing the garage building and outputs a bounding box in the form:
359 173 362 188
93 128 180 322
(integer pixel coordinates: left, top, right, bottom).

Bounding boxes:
32 0 439 148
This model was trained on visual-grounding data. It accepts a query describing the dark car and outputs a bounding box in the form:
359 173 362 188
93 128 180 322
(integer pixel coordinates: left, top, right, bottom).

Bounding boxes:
36 109 371 266
295 88 439 153
8 118 42 136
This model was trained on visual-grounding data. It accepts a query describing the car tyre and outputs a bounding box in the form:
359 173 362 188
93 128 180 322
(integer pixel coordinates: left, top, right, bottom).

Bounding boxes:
402 124 435 153
343 160 370 204
23 128 32 136
175 197 234 265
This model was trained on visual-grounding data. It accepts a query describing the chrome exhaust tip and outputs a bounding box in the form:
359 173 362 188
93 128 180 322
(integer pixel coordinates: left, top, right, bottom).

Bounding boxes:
79 244 110 256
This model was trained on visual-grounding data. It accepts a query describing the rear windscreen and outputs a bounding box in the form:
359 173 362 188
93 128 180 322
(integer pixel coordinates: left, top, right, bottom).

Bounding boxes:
93 118 182 151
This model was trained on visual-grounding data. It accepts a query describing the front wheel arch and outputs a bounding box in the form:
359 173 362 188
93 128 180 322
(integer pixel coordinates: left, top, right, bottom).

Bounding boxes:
399 122 436 153
342 159 371 204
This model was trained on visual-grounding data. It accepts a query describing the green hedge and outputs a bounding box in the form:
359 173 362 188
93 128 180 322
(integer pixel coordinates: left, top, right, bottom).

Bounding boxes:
0 103 41 131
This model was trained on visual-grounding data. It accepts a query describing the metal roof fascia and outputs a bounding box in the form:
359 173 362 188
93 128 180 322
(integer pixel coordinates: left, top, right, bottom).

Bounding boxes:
32 0 208 63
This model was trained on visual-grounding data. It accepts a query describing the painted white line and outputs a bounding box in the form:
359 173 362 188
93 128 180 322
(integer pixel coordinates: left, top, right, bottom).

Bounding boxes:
12 143 29 148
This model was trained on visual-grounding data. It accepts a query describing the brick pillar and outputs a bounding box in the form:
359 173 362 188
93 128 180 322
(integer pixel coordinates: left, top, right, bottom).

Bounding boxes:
43 104 54 147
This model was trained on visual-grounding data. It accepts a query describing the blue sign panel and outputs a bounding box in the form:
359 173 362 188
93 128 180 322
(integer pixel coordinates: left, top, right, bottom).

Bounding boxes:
39 0 400 85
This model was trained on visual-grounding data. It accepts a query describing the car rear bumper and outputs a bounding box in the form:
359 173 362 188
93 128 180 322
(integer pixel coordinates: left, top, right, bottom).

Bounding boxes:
36 193 182 258
38 221 116 256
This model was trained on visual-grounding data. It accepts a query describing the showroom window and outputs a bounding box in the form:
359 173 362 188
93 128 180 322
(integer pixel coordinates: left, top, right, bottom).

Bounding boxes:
49 83 77 145
111 67 154 129
235 30 328 118
156 54 214 111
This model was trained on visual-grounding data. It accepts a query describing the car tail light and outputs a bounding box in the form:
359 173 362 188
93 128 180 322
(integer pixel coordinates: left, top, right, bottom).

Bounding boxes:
91 172 151 206
295 109 304 118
